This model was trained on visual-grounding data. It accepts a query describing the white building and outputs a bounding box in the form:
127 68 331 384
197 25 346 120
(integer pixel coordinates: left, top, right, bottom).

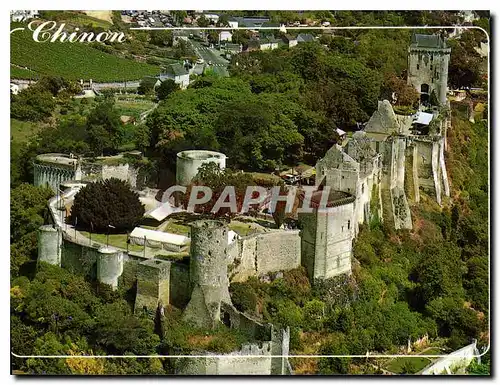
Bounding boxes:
158 63 190 90
260 38 280 51
219 31 232 42
10 83 20 95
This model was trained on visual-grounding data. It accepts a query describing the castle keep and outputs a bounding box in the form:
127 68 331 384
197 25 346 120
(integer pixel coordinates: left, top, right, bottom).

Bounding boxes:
408 33 451 105
34 34 452 375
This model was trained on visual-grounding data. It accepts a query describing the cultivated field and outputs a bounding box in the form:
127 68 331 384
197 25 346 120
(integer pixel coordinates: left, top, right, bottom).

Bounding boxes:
10 23 160 82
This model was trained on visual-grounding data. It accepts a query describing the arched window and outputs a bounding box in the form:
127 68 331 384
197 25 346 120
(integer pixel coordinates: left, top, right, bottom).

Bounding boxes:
421 84 430 94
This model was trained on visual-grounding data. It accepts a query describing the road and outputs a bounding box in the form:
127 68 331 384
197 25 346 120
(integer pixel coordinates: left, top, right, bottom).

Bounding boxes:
189 39 230 77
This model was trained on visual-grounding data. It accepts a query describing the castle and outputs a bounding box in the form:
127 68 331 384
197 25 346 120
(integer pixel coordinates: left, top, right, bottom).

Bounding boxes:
34 34 451 374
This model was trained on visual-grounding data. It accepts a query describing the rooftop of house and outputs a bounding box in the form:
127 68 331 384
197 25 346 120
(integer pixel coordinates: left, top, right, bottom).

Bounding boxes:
260 37 281 45
163 63 189 77
297 33 315 43
410 34 447 49
283 34 297 42
298 189 355 209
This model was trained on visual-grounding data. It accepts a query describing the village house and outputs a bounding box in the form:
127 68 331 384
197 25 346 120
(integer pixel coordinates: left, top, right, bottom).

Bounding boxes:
219 31 233 42
158 63 190 90
282 34 298 48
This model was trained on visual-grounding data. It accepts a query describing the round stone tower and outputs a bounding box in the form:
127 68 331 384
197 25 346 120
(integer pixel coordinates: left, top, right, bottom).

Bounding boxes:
176 150 226 186
96 246 123 290
189 220 229 290
38 225 62 266
183 220 231 328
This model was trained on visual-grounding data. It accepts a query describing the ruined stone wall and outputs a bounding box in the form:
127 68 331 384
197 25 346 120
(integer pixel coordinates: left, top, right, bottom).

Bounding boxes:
174 327 292 375
439 139 450 197
174 344 273 375
135 259 171 314
60 238 100 279
169 262 191 309
81 163 138 188
228 231 301 282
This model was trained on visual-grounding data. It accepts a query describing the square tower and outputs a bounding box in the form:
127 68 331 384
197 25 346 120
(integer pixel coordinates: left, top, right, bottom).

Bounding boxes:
407 34 451 105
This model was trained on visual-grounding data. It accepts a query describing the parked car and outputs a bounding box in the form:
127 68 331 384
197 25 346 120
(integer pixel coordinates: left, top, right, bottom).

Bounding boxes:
282 174 301 185
196 58 205 64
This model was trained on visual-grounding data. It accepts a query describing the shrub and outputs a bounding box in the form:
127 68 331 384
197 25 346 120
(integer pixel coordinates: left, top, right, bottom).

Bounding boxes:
229 282 257 314
70 178 145 233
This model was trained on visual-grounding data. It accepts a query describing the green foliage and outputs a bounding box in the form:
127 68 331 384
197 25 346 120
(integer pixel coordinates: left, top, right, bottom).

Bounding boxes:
229 282 257 314
149 30 173 47
93 300 160 354
156 79 180 101
137 77 158 95
70 178 145 233
86 100 122 155
467 351 490 375
318 336 351 374
10 184 53 275
11 87 55 121
447 31 485 89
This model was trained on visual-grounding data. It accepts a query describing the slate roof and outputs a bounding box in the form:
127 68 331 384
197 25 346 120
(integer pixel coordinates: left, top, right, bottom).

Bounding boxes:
260 37 281 45
297 33 315 43
164 63 189 76
411 34 447 49
282 34 297 43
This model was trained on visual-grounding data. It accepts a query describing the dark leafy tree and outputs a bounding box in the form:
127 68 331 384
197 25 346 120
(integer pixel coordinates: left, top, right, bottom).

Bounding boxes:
156 79 180 101
86 100 122 155
70 178 145 233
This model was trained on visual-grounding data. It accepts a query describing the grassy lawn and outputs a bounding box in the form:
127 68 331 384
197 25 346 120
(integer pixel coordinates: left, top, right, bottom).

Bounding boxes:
79 231 144 252
385 356 431 374
115 99 156 119
10 119 41 144
162 221 190 236
228 222 262 237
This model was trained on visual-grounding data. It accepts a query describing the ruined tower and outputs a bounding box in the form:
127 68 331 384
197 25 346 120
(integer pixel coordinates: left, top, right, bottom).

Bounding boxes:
183 220 231 328
298 190 356 283
407 34 451 105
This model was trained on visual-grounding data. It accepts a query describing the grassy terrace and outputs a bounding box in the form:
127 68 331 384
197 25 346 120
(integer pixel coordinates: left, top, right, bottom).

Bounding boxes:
11 22 160 82
162 221 190 236
383 347 443 374
11 119 40 143
78 231 144 252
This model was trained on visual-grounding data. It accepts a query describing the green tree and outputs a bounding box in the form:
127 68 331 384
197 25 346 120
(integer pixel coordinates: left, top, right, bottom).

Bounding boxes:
149 30 173 47
70 178 145 233
93 300 160 354
318 337 351 374
138 77 158 95
134 124 151 153
229 282 257 314
11 88 56 122
156 79 180 101
86 100 122 155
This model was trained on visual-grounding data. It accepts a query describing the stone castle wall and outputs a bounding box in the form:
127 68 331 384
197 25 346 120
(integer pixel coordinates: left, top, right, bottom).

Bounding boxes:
174 326 292 375
228 230 301 282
